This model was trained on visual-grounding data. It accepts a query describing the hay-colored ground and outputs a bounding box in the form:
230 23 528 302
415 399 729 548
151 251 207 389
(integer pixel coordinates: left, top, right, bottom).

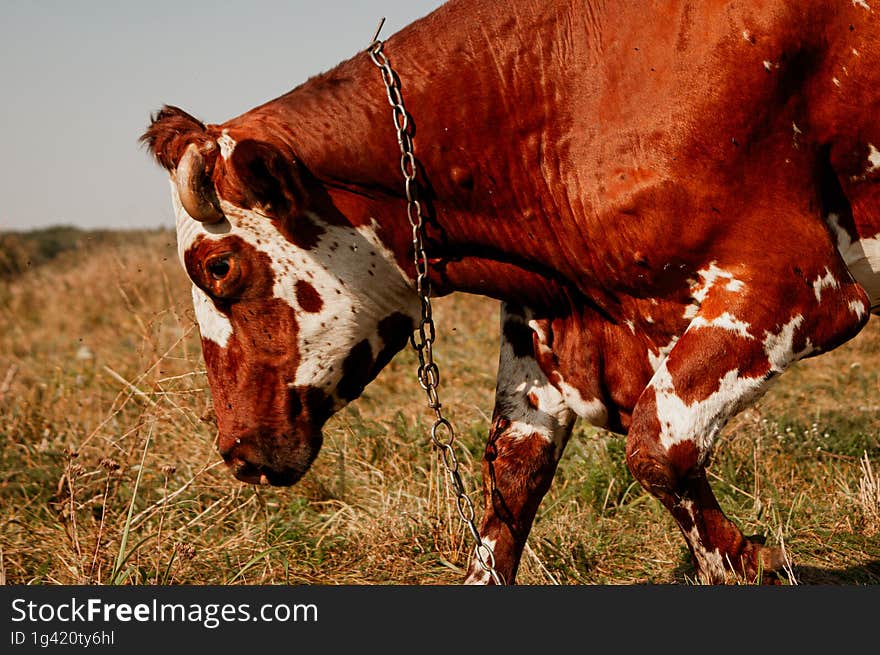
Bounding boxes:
1 230 877 585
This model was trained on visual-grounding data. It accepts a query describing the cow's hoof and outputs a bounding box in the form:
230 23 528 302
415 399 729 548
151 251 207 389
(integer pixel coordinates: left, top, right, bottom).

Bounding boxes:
744 537 789 585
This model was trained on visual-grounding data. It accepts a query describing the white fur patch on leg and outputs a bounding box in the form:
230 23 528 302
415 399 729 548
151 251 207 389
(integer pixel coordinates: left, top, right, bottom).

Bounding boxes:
677 499 727 583
497 307 574 456
653 313 810 453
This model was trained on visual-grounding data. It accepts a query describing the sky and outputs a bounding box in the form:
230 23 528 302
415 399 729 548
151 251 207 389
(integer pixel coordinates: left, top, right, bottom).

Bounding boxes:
0 1 446 232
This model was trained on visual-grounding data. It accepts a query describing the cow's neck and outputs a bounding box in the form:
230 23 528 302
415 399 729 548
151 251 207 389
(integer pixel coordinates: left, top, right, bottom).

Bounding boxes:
230 1 578 311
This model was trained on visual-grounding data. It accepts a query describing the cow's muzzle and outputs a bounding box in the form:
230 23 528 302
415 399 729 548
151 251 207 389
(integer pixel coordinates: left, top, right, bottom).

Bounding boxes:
218 435 320 487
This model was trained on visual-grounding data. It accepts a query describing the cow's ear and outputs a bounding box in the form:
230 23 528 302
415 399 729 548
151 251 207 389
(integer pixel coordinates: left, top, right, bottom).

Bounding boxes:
221 139 308 217
140 105 213 171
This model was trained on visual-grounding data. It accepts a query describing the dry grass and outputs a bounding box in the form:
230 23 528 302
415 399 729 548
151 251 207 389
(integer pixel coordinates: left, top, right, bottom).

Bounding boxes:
1 230 878 585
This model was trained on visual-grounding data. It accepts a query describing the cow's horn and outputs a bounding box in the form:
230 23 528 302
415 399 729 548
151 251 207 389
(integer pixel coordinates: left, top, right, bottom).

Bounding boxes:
176 143 225 224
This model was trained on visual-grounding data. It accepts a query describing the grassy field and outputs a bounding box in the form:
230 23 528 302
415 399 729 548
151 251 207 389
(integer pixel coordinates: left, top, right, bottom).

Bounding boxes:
1 228 878 585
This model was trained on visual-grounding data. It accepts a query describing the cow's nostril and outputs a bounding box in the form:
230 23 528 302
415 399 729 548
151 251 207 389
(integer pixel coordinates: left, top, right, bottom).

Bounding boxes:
221 445 303 487
229 457 250 475
220 441 265 484
219 432 316 487
219 435 254 462
229 456 267 484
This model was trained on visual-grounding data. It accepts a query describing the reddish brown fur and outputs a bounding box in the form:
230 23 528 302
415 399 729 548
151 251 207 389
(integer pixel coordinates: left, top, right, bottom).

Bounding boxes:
140 106 212 170
185 236 329 484
144 0 880 584
481 417 560 584
294 280 323 313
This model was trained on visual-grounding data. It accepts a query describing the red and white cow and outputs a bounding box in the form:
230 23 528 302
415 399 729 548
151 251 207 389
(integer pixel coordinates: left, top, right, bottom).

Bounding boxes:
142 0 880 584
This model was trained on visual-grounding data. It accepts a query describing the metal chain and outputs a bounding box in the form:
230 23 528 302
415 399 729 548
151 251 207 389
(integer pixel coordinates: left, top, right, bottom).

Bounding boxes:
367 22 503 585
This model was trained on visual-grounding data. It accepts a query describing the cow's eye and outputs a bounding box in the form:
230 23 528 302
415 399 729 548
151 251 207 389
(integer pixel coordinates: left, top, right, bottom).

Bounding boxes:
207 256 231 280
202 252 243 298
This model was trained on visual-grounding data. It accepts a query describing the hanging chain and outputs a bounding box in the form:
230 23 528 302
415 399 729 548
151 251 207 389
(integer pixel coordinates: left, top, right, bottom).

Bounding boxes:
367 21 503 585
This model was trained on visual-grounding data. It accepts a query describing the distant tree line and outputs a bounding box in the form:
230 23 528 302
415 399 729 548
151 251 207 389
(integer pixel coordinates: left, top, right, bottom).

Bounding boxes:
0 226 169 279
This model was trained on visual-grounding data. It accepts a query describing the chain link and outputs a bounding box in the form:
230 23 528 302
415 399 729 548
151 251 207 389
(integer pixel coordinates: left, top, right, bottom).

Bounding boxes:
367 28 503 585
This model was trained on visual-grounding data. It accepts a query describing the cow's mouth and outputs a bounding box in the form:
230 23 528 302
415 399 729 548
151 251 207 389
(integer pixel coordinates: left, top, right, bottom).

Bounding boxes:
227 458 304 486
219 430 323 487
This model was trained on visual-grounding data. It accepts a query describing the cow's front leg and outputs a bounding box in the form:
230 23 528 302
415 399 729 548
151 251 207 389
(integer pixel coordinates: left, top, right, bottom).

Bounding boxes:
464 304 575 584
625 256 869 583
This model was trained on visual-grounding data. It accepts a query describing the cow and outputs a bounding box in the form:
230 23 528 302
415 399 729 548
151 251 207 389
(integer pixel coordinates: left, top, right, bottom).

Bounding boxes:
141 0 880 584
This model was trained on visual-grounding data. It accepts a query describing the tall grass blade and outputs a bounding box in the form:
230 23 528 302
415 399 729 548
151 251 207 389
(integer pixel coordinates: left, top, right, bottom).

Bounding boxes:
111 423 153 584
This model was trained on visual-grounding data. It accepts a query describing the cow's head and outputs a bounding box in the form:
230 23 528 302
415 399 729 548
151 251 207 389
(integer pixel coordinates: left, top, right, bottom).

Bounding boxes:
142 106 417 485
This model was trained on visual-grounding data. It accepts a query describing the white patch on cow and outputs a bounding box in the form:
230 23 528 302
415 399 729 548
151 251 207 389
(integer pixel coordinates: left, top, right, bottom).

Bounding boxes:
528 317 550 343
653 364 766 452
497 337 573 455
763 60 776 71
645 315 655 324
849 299 868 318
850 144 880 181
867 144 880 172
526 316 608 428
557 379 608 427
357 217 411 281
763 314 812 369
852 0 871 11
742 30 752 42
850 236 880 308
678 499 728 583
171 179 229 264
684 262 745 319
791 123 802 149
826 213 880 309
653 314 809 453
812 267 839 302
688 312 753 339
217 131 236 160
647 335 679 371
245 208 416 390
172 183 419 398
832 76 841 87
191 285 232 347
495 309 575 457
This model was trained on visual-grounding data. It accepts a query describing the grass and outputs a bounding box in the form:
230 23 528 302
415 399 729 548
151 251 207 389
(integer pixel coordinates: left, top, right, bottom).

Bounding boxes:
0 229 878 585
